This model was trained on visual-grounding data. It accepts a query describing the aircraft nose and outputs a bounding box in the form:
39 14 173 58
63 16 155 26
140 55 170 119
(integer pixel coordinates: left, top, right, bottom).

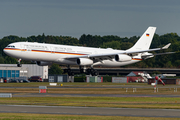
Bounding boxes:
3 48 8 54
3 47 14 57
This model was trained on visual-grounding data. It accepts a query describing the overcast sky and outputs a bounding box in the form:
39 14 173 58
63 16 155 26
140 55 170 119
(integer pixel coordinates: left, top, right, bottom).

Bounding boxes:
0 0 180 39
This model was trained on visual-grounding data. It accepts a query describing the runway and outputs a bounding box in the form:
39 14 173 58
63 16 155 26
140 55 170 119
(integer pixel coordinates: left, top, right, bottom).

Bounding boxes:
0 105 180 118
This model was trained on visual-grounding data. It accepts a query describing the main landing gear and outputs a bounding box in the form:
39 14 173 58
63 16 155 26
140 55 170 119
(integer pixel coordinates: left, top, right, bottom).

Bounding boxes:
17 59 22 67
78 66 98 76
63 66 98 76
86 67 98 76
63 65 74 76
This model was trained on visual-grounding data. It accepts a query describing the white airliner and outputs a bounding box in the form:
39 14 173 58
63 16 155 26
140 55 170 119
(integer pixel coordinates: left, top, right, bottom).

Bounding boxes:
3 27 172 75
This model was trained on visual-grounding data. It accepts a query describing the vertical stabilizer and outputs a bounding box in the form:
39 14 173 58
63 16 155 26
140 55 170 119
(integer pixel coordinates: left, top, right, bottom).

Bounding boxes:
128 27 156 51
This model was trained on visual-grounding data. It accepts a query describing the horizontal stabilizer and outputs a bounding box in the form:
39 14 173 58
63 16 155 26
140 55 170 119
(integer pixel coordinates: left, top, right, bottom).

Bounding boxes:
142 52 175 59
153 52 175 56
162 43 171 49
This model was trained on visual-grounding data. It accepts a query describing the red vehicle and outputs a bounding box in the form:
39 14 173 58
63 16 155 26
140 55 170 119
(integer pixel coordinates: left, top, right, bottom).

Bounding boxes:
28 76 43 82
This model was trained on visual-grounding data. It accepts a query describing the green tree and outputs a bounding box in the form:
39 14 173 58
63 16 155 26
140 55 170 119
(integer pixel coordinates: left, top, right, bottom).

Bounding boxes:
0 57 5 64
101 41 121 49
174 60 180 68
49 63 63 75
4 56 17 64
120 42 133 50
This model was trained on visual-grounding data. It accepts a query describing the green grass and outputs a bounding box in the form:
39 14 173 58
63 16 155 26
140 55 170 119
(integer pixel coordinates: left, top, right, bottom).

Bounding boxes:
0 82 180 109
1 87 180 95
0 82 180 119
1 97 180 109
0 83 180 119
0 113 180 120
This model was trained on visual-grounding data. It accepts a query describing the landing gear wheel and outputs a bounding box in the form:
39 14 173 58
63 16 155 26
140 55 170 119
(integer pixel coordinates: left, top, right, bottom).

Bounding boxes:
17 63 22 67
64 65 74 76
86 68 97 76
79 66 85 74
86 68 91 75
64 68 71 74
93 72 97 76
80 69 84 73
68 72 74 76
71 72 74 76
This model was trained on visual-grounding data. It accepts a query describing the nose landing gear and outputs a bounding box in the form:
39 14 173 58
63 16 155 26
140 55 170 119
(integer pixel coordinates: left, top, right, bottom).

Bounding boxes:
17 59 22 67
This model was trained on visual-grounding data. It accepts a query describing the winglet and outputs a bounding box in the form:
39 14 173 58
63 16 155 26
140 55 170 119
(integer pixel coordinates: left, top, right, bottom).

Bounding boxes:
162 43 171 49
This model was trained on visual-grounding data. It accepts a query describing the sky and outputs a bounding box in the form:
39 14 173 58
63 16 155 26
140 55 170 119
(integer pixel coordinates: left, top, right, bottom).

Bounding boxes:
0 0 180 39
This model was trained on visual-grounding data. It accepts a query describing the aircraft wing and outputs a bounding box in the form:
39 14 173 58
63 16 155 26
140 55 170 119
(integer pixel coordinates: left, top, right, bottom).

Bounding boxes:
65 43 171 60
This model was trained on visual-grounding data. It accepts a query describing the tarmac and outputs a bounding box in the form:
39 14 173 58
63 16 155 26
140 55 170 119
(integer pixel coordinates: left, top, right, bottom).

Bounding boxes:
1 105 180 118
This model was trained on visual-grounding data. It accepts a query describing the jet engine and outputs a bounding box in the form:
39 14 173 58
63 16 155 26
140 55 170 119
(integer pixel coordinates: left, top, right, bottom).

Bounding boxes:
36 61 52 66
77 58 93 66
115 54 132 62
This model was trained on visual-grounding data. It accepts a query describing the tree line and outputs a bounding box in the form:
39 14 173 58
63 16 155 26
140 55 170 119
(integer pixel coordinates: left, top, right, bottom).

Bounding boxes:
0 33 179 68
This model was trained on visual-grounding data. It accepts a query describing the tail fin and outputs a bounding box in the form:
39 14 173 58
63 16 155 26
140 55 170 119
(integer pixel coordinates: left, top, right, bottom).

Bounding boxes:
128 26 156 51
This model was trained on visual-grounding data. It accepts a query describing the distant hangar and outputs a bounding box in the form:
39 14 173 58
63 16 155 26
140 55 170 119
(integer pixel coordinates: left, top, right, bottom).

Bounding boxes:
0 64 48 79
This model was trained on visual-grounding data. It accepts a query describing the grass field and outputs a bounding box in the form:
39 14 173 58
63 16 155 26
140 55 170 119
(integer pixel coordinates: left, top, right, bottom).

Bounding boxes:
0 82 180 109
0 82 180 119
1 113 180 120
0 97 180 109
0 86 180 95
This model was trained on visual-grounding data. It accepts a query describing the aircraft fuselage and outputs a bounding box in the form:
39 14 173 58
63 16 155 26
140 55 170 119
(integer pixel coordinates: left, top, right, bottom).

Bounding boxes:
4 42 141 67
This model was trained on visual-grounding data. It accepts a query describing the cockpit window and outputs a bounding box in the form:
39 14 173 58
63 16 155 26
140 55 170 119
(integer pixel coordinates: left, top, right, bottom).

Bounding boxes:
7 45 15 48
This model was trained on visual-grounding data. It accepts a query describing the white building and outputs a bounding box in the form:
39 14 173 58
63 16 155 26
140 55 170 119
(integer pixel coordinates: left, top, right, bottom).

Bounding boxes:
0 64 48 79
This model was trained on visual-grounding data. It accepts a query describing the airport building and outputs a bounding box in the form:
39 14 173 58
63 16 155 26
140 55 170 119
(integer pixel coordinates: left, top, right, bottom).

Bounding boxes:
0 64 48 79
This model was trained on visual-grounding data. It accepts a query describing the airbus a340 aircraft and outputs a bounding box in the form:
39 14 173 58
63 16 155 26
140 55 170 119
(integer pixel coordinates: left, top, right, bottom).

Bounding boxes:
4 27 172 76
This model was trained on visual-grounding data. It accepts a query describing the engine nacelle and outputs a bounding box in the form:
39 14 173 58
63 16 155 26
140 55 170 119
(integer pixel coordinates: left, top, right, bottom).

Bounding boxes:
77 58 93 66
115 54 132 62
36 61 52 66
